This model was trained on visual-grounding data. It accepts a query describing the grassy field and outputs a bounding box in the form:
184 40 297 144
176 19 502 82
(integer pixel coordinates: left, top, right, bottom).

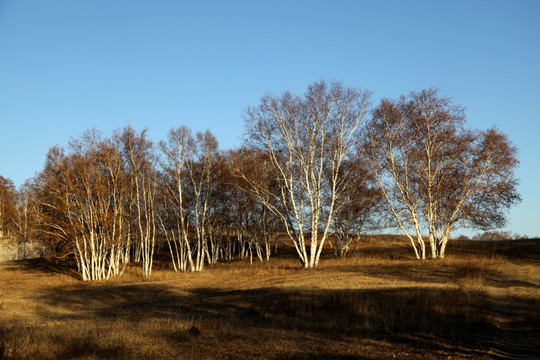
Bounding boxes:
0 236 538 359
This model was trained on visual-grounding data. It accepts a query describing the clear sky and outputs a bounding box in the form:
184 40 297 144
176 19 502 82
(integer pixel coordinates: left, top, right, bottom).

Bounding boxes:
1 0 539 237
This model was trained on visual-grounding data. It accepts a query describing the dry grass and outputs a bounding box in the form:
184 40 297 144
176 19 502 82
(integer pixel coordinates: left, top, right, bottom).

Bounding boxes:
0 236 538 359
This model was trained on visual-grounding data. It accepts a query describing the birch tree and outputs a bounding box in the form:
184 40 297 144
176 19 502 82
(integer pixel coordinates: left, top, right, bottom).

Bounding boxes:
243 80 371 269
14 181 38 259
204 161 235 265
116 127 157 277
32 147 73 257
185 130 221 271
34 131 130 280
230 148 282 263
159 128 221 272
330 157 382 257
362 88 521 259
159 126 195 272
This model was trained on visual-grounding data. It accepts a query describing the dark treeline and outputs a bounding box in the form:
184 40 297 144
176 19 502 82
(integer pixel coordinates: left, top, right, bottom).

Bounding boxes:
0 81 520 280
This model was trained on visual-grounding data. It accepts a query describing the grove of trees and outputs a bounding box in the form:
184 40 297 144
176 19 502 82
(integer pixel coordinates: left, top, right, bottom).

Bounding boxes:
362 89 521 259
0 81 521 280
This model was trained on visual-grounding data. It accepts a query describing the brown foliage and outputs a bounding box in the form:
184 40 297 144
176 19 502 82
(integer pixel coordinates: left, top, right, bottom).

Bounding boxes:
0 175 17 239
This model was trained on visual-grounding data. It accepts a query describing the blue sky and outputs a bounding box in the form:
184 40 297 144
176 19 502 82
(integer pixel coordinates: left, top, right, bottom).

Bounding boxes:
1 0 539 237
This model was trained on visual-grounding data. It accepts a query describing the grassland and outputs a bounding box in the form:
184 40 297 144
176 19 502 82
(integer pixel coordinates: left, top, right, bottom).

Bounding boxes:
0 236 538 359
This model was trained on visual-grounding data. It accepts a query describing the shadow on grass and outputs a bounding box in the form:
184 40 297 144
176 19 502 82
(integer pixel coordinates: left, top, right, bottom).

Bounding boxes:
17 282 537 359
490 239 540 262
2 256 80 278
489 277 540 290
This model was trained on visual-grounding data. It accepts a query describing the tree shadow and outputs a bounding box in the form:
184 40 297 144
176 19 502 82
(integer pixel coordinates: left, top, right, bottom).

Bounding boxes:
488 277 540 290
24 282 539 359
330 261 471 286
490 239 540 262
2 256 80 278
